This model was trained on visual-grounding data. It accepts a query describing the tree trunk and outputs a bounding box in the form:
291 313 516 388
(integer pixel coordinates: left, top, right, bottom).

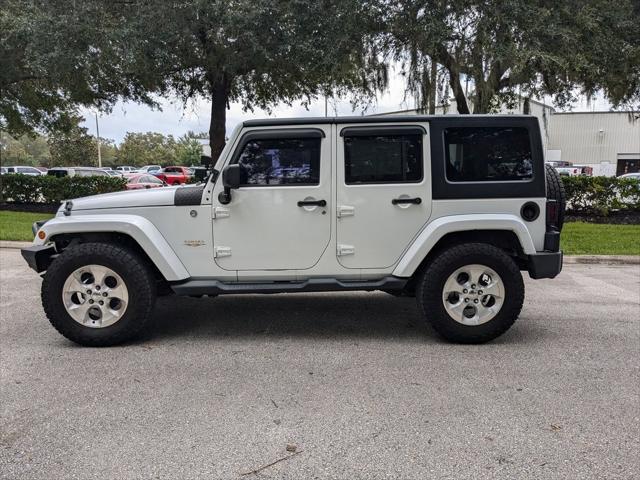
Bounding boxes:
208 74 230 161
428 60 437 114
449 72 470 114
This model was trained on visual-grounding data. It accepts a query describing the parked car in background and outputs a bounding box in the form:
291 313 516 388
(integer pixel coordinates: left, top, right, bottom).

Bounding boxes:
125 173 166 190
555 165 593 176
116 166 138 173
0 167 7 175
138 165 161 174
3 166 44 176
618 172 640 180
47 167 110 177
99 167 123 176
153 166 192 185
190 166 209 182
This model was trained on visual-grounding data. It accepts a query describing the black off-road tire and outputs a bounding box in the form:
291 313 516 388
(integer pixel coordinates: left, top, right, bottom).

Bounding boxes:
545 163 566 230
41 242 156 347
416 243 524 344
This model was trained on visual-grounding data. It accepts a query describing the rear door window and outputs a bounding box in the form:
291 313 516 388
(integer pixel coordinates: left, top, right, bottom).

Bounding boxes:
444 127 533 182
344 134 423 184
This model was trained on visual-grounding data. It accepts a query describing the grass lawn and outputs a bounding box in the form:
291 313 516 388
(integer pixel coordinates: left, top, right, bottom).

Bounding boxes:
0 210 638 255
0 211 55 242
561 222 640 255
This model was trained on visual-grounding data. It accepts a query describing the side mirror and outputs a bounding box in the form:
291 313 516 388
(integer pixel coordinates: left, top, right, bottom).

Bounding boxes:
219 164 241 204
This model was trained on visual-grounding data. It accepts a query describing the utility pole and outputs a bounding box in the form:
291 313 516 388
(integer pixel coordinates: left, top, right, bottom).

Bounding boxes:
324 95 328 117
95 112 102 168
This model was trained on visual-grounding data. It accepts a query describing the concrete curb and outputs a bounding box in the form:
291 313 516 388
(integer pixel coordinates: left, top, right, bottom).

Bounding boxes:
1 241 31 249
563 255 640 265
0 240 637 265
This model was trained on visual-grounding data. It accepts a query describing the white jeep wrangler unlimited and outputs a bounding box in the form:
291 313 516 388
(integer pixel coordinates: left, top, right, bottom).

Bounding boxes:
22 115 565 346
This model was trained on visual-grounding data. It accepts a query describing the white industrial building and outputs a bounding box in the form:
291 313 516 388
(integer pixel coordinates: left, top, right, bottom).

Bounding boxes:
380 100 640 177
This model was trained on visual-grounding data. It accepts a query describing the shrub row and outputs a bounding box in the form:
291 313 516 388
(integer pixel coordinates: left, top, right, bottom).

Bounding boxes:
561 176 640 215
1 174 127 204
1 172 639 216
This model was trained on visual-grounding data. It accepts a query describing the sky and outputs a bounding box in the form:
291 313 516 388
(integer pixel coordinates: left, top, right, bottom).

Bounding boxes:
79 68 614 145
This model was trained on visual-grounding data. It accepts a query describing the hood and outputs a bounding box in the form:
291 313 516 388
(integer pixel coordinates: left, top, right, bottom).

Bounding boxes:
69 186 180 211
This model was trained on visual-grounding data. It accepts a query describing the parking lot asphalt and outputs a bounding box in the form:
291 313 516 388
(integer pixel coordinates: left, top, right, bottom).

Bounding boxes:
1 248 639 480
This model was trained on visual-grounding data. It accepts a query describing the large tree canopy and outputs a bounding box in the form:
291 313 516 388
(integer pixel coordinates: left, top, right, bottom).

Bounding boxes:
0 0 154 135
2 0 638 154
387 0 640 113
112 0 385 158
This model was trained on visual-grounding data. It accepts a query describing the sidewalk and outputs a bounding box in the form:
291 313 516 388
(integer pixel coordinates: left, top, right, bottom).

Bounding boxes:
2 240 638 264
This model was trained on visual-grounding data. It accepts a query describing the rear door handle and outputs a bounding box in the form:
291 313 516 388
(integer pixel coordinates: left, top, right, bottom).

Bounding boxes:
297 199 327 207
392 197 422 205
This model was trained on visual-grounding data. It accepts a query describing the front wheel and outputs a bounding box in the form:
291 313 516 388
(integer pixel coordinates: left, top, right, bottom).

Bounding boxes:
416 243 524 344
42 242 157 346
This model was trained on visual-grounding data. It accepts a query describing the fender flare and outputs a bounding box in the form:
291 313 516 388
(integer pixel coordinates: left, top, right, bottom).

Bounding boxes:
34 214 190 281
392 214 537 278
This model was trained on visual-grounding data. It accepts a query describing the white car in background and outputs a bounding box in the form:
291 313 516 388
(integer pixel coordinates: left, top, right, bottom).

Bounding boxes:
115 166 138 173
618 172 640 180
137 165 161 174
47 167 110 177
2 166 44 176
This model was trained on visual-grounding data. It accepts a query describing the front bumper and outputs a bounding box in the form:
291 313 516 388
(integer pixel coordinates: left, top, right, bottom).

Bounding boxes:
21 245 56 273
528 251 563 279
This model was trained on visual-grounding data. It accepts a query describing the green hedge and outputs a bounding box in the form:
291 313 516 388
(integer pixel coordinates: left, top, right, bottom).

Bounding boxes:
1 172 639 216
1 174 127 204
561 176 640 215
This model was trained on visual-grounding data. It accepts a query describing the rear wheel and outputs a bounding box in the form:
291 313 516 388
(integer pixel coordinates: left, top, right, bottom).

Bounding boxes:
42 242 156 346
417 243 524 343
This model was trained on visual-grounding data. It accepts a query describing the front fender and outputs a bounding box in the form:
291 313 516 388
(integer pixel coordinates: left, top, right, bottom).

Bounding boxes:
34 214 190 281
392 214 537 278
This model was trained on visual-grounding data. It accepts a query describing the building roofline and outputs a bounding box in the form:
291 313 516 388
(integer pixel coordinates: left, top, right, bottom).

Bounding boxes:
242 114 535 127
551 110 639 115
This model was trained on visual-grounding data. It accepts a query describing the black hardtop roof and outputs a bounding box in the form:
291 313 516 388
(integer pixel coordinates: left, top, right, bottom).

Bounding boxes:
243 114 535 128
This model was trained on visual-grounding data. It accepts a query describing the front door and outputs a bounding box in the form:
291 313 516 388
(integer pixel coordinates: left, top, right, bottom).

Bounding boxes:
336 124 431 269
212 126 331 272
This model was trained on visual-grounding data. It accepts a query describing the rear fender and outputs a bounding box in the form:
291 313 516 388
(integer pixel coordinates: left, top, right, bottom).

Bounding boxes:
392 214 537 278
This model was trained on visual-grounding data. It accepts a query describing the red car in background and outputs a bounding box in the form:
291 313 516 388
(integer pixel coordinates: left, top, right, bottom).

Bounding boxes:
153 166 193 185
125 173 166 190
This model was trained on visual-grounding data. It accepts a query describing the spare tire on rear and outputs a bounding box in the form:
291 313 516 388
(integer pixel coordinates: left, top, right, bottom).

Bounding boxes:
545 164 566 230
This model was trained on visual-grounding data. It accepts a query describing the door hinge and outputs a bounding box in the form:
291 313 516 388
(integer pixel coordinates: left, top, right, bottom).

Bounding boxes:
214 246 232 258
337 205 355 218
213 206 230 219
337 244 355 256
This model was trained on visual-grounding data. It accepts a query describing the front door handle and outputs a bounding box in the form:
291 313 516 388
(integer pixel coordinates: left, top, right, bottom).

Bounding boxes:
297 199 327 207
392 197 422 205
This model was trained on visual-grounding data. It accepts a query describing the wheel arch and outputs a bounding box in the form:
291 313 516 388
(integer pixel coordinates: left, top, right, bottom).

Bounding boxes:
35 215 190 281
393 214 536 282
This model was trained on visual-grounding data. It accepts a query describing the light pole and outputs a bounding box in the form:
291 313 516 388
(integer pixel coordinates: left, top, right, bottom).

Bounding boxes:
95 112 102 168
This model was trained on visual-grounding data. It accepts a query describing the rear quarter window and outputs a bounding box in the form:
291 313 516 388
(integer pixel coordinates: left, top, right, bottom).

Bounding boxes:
444 127 533 182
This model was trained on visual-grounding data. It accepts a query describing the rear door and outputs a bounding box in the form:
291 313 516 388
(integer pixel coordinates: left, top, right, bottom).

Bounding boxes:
336 123 431 269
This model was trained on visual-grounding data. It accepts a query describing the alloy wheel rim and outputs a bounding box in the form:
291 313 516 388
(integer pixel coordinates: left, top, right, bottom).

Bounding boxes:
62 265 129 328
442 264 504 326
